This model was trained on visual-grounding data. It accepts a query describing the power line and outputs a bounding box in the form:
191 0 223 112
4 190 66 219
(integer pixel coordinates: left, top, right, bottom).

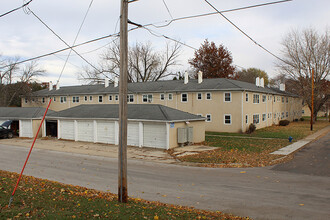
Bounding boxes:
0 0 33 18
26 7 102 75
162 0 173 19
203 0 288 63
55 0 94 86
149 0 292 28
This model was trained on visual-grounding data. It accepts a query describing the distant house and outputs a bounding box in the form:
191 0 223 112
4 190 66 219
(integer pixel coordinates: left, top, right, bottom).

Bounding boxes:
22 74 302 133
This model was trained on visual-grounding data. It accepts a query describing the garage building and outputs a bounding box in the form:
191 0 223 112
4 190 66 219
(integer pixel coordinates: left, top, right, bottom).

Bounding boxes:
45 104 205 149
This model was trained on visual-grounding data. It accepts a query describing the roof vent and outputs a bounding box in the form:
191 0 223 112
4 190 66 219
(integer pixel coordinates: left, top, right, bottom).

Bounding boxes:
198 71 203 84
114 77 119 88
184 71 188 84
49 81 53 91
105 78 109 88
256 77 260 87
280 83 285 91
260 78 264 88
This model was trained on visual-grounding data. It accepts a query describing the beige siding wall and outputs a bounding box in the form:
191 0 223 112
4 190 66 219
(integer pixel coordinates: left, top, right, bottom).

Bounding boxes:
32 119 42 138
22 90 303 133
168 121 205 148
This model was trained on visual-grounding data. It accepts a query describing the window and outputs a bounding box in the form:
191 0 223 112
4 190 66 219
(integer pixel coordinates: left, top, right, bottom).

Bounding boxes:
253 94 260 103
89 96 93 101
168 93 173 100
53 97 56 102
98 95 103 103
181 93 188 102
286 97 289 103
197 93 202 100
32 98 35 102
60 96 66 103
109 95 113 101
268 113 272 119
253 114 260 124
224 92 231 102
206 92 212 100
160 94 165 101
286 112 289 117
84 96 88 102
127 94 134 103
262 95 266 103
281 112 284 119
143 94 152 103
224 114 231 125
282 97 284 103
246 93 249 102
302 110 305 114
245 115 248 124
42 97 45 103
268 95 271 100
206 114 211 122
25 98 28 104
262 113 266 122
72 96 79 103
115 95 119 101
274 96 276 102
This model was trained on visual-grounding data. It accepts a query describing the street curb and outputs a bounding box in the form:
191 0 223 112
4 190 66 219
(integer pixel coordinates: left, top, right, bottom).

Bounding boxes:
270 126 330 156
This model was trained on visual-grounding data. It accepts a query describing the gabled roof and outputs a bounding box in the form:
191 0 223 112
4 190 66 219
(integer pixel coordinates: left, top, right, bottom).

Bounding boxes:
47 104 205 122
30 78 298 97
0 107 56 119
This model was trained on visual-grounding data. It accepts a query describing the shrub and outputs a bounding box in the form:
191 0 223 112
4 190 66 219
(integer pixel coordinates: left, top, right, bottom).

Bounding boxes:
300 117 305 121
279 120 290 126
246 123 256 134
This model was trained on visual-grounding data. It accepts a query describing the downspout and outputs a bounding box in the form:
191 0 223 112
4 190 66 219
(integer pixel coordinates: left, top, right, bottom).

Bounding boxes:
241 91 244 133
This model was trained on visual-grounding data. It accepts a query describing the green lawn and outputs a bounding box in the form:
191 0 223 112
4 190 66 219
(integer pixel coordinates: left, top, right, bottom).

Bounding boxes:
0 170 247 219
179 120 329 167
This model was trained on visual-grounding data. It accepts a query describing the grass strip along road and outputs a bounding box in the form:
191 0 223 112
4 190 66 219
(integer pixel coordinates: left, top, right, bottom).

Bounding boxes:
0 170 248 219
178 120 329 167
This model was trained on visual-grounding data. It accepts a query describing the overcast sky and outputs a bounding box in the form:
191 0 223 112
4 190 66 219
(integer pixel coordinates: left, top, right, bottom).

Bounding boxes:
1 0 329 86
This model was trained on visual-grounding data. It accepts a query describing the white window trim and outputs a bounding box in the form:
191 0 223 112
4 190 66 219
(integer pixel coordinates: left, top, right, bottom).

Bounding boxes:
196 92 202 100
127 94 134 103
60 96 67 103
168 93 173 100
115 95 119 101
84 96 88 102
206 114 212 122
224 114 232 125
160 93 165 101
224 92 232 102
181 93 188 103
262 113 267 122
245 93 249 102
253 114 260 124
98 95 103 103
253 94 260 104
73 96 80 103
262 95 267 103
109 95 113 101
206 92 212 100
89 96 93 101
245 114 249 124
142 94 152 103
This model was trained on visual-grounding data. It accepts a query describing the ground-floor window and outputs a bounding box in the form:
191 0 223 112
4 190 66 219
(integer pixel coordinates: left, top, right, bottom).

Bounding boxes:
224 114 231 125
206 114 211 122
245 115 248 124
262 113 266 122
253 114 260 124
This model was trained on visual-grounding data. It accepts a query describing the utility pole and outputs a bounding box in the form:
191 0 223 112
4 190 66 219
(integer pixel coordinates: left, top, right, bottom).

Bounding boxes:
310 69 314 131
118 0 128 203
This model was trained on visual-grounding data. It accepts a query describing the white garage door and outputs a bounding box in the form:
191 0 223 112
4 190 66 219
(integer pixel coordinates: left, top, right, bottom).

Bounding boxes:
60 120 75 140
127 122 139 146
77 120 94 142
96 121 115 144
20 120 33 138
143 123 167 149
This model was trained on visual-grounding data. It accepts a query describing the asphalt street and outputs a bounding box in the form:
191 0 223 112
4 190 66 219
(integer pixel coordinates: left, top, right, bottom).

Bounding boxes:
0 135 330 220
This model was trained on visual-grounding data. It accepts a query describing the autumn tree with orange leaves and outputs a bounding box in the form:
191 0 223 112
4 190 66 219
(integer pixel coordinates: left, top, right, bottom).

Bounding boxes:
189 39 236 79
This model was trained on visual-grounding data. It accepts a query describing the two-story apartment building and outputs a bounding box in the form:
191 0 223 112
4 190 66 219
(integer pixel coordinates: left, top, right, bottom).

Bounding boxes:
22 75 302 133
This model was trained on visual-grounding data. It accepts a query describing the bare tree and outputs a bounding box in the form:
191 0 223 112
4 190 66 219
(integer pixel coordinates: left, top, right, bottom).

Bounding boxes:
0 58 45 107
79 40 181 83
278 28 330 120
